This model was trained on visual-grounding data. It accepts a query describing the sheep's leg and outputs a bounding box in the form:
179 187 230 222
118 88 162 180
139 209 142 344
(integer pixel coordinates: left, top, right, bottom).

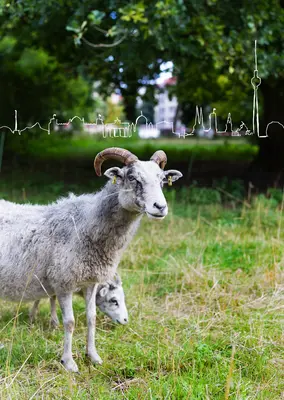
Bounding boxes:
29 300 40 323
57 292 78 372
50 296 59 328
84 283 102 365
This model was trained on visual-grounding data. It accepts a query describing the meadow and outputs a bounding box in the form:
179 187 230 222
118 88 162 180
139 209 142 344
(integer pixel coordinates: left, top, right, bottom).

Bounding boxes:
0 141 283 399
6 134 257 163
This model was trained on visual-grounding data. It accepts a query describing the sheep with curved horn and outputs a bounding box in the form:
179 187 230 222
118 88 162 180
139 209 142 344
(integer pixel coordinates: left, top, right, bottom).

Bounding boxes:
0 147 182 371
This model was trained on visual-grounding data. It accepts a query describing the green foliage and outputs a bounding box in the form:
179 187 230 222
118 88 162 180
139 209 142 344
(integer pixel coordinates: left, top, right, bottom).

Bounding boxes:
120 2 147 24
1 0 284 128
267 188 284 204
179 185 222 205
0 1 96 129
214 178 246 200
104 97 125 123
0 35 16 53
4 136 258 166
16 48 55 77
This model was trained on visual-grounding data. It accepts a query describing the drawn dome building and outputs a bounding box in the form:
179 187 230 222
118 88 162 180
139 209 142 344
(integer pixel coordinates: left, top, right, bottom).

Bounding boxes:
135 112 148 126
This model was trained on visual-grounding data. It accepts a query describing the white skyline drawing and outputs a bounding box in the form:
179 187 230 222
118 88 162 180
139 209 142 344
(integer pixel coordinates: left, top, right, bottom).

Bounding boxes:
55 110 186 138
0 41 283 139
0 110 57 135
251 40 262 137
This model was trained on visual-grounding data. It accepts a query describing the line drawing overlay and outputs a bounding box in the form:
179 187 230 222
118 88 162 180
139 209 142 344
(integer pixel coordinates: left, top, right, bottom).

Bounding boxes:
0 41 283 139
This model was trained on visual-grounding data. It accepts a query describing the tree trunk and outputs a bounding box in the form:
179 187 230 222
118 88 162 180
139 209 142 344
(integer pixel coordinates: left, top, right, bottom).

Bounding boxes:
0 132 5 172
173 103 181 132
123 93 137 122
120 73 139 122
246 80 284 188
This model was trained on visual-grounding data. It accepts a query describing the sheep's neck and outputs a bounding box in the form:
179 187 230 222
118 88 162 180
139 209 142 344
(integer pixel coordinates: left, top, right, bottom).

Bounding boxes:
86 183 142 250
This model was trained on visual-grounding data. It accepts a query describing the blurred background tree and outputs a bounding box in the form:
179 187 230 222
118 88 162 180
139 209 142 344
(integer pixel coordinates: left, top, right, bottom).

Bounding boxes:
0 0 284 185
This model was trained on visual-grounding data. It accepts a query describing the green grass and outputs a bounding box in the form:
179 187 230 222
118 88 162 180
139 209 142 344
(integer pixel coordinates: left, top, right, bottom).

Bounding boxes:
0 181 283 399
7 134 258 162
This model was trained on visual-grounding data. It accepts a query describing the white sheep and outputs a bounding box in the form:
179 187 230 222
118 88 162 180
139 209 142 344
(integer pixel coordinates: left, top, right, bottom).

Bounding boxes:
0 147 182 371
29 274 128 327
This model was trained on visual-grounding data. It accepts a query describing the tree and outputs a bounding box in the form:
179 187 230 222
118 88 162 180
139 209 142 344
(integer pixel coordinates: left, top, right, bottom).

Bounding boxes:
1 0 284 186
69 0 284 186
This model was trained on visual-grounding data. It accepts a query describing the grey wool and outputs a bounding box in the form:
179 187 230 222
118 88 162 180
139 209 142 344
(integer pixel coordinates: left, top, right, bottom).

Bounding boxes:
0 185 141 300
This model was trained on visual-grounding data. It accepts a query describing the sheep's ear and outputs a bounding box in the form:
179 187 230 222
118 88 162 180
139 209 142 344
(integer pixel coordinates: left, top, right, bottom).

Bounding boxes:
104 167 124 183
164 170 183 184
99 287 108 297
109 283 116 290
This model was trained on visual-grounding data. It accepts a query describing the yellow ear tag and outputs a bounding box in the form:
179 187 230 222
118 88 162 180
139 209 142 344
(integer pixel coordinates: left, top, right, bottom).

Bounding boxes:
168 176 172 186
112 175 117 184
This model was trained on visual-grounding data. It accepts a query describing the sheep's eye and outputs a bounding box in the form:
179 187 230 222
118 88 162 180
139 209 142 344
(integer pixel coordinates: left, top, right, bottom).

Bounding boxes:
110 298 118 306
128 175 136 182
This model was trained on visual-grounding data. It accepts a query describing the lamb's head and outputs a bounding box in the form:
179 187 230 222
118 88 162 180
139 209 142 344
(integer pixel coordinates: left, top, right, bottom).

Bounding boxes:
96 274 128 325
94 147 182 219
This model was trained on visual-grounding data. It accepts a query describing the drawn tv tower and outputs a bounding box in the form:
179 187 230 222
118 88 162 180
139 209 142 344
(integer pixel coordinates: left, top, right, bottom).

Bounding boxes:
14 110 19 135
251 40 265 137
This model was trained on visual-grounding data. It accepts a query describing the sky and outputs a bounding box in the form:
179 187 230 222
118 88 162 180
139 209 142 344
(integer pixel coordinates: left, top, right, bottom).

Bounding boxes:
156 61 173 85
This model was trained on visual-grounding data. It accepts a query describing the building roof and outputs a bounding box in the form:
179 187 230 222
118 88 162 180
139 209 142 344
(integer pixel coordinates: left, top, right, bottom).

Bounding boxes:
157 76 177 89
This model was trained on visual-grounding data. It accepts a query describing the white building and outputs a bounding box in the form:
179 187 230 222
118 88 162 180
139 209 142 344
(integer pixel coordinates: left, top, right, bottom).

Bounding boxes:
154 77 179 123
137 77 185 137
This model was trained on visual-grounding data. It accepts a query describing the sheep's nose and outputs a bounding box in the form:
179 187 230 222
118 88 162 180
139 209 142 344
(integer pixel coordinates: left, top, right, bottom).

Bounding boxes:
153 202 166 212
124 318 128 323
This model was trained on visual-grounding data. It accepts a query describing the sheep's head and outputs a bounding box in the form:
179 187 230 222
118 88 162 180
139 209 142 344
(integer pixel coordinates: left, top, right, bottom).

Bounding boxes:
94 147 182 219
96 274 128 325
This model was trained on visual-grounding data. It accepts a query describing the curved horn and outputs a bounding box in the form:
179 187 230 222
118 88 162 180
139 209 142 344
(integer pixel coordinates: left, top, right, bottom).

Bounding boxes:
94 147 138 176
150 150 167 169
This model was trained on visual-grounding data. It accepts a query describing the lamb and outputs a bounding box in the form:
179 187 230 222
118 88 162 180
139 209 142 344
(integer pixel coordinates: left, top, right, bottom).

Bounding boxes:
0 147 182 371
29 273 128 327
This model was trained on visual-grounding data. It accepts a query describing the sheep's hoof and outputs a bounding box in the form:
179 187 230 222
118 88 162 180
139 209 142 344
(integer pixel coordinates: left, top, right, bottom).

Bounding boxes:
87 352 103 365
61 357 79 372
50 318 60 329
